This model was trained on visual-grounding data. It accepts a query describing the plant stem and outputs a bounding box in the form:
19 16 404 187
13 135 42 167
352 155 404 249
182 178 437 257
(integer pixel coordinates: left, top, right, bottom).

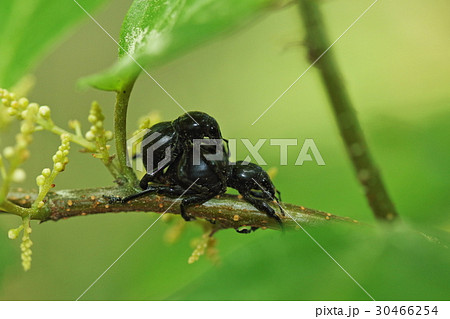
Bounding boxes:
114 82 138 187
3 187 363 231
297 0 398 221
0 199 31 218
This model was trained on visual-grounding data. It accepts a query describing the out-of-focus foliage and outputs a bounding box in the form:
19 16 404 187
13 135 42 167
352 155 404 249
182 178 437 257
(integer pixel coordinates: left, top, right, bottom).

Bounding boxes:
0 0 449 300
0 0 108 89
81 0 275 91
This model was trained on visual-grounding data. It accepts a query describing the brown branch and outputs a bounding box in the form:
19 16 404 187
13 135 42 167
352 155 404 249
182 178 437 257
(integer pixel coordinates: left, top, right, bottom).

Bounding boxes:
4 187 362 230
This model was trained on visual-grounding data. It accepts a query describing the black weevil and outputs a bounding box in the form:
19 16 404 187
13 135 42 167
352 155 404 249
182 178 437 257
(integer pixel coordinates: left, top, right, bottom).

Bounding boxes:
118 112 284 231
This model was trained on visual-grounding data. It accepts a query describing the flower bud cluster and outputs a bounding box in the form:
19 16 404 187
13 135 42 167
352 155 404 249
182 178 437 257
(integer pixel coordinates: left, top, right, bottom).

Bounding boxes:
20 222 33 271
34 134 70 209
132 111 162 137
0 101 37 179
8 217 33 272
53 134 70 172
0 88 54 131
188 233 218 264
85 101 113 142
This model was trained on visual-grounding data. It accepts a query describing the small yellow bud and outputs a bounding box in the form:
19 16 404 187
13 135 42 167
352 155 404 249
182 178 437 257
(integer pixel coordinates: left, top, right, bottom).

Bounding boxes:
37 201 45 208
20 122 34 134
88 114 97 123
18 97 29 108
27 103 39 113
1 98 10 106
36 175 45 186
68 120 80 130
42 168 51 177
85 131 95 141
38 105 51 118
7 108 17 116
61 133 70 142
54 162 64 172
105 131 113 140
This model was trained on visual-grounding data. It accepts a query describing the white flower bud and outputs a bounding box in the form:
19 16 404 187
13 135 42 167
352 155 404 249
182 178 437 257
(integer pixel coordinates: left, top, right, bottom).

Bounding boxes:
3 146 15 159
39 105 51 118
8 228 20 239
12 168 26 183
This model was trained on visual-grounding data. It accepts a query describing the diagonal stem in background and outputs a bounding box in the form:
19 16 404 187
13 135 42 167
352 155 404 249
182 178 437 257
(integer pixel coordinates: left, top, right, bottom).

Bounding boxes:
297 0 398 221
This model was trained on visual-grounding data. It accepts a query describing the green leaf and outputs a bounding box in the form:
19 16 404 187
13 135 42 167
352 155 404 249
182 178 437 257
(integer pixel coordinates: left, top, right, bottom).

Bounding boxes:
0 0 109 89
80 0 275 91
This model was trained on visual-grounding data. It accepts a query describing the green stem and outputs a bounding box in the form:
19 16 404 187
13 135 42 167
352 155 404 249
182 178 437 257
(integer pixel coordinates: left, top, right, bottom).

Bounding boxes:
96 135 121 180
0 200 31 218
114 82 138 187
297 0 398 221
37 118 96 151
0 155 20 204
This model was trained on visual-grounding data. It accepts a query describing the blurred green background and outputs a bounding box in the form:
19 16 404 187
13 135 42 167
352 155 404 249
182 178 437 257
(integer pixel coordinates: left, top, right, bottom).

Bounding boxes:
0 0 449 300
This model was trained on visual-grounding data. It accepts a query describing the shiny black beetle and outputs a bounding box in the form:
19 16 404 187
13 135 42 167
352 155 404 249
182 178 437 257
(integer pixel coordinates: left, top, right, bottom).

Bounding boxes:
120 112 284 230
138 111 228 190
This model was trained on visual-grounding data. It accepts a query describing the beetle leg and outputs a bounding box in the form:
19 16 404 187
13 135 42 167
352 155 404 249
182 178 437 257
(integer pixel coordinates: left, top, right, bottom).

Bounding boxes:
180 193 217 221
139 174 153 190
241 192 283 229
121 185 195 203
250 190 266 199
276 189 282 202
250 190 285 216
235 226 259 234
